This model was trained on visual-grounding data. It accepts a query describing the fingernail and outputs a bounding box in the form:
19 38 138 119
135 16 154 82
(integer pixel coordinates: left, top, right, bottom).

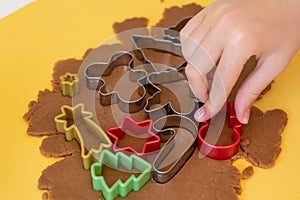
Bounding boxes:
242 108 250 124
195 107 205 121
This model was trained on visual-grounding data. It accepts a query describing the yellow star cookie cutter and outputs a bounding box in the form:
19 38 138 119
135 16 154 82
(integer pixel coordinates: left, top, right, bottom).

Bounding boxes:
54 103 112 169
59 72 79 97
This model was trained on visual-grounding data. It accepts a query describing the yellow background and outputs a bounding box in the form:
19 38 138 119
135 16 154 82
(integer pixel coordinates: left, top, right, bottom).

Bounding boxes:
0 0 299 199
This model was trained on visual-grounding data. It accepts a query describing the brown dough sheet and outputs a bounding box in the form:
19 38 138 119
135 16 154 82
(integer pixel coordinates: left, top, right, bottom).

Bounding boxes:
39 151 241 200
38 154 101 200
23 89 71 136
40 134 80 157
240 106 288 168
123 151 241 200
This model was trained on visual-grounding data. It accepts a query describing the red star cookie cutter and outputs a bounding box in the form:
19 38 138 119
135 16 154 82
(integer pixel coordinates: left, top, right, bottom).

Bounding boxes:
197 101 243 160
106 116 161 156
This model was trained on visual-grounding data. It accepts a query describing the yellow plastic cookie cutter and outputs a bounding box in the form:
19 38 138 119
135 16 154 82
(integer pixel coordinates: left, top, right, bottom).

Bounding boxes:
59 72 79 97
55 103 112 169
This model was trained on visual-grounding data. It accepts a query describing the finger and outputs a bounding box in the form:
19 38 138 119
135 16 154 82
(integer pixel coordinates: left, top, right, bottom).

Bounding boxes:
180 1 218 40
235 53 290 124
185 63 209 102
194 46 251 122
180 25 211 63
180 8 207 42
184 34 223 105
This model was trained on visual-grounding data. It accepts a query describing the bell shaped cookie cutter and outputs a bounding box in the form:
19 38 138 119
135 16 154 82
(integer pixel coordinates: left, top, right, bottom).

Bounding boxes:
91 149 152 200
55 103 112 169
197 101 243 160
152 114 198 183
84 51 148 113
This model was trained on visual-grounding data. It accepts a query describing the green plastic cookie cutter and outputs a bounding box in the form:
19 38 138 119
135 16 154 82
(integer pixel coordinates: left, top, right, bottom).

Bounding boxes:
91 149 152 200
55 103 112 169
59 72 79 97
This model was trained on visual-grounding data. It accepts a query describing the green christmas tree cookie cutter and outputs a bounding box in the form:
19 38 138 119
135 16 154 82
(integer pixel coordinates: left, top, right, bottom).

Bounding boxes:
91 149 152 200
59 72 79 97
55 103 112 169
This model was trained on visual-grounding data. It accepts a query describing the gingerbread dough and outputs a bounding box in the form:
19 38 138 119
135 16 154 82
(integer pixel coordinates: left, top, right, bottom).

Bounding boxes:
24 3 288 200
240 106 288 168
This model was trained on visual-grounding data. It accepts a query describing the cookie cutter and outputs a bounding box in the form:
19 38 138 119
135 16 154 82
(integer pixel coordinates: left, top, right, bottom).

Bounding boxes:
132 35 184 73
163 16 193 44
106 116 161 156
84 51 148 113
59 72 79 97
152 114 198 183
145 68 202 122
55 103 112 169
91 149 152 200
197 101 243 160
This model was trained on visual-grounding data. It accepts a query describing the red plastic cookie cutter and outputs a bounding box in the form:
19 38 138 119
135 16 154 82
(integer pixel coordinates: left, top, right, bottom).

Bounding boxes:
197 101 243 160
106 116 161 156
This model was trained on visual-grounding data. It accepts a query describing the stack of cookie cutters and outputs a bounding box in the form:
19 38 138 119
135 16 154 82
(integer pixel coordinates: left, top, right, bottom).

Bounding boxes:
106 116 161 157
131 35 202 183
55 103 112 169
91 149 152 200
197 101 243 160
82 32 202 183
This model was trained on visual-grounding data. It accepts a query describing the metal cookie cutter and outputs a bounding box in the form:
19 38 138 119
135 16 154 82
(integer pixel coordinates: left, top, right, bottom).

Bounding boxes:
197 101 243 160
145 68 202 122
91 149 152 200
84 51 147 113
106 116 161 156
152 114 198 183
59 72 79 97
132 35 184 73
163 16 193 44
55 103 112 169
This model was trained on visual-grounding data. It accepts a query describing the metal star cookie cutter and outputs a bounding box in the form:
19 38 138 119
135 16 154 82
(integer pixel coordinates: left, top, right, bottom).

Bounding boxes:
84 51 148 113
152 114 198 183
197 101 243 160
91 149 152 200
59 72 79 97
163 16 193 44
106 116 161 157
145 68 202 122
55 103 112 169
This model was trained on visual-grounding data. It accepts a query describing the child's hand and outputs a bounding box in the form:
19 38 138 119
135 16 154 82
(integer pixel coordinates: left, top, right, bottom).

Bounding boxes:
180 0 300 123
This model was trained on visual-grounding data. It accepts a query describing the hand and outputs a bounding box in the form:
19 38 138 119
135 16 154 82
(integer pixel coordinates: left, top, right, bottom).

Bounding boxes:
180 0 300 124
